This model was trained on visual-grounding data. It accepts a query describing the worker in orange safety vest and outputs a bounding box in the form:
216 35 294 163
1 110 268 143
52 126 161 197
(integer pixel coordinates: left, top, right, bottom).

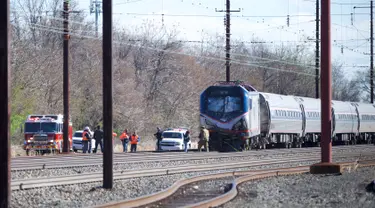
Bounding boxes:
129 131 140 153
82 126 93 153
119 129 129 152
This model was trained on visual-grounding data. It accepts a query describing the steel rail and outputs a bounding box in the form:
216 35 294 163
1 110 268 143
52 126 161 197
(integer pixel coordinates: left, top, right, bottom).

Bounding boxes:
187 160 375 208
11 152 374 191
12 144 374 163
11 146 375 171
95 159 375 208
12 144 374 162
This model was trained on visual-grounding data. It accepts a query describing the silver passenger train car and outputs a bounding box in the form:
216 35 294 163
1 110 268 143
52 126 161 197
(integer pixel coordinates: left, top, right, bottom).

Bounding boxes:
199 82 375 151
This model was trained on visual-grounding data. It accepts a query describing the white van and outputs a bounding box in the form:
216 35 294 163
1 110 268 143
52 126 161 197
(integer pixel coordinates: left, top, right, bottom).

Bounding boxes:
72 130 96 152
159 128 191 151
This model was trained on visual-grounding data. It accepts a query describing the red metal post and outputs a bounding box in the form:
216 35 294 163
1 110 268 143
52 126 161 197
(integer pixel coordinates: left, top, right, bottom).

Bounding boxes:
0 0 11 206
320 0 332 163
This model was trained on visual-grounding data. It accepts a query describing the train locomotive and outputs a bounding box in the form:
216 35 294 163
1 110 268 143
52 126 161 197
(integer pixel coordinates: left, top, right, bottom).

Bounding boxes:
199 82 375 151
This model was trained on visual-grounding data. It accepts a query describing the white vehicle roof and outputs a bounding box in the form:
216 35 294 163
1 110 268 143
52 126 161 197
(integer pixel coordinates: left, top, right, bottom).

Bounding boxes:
163 128 188 133
73 130 93 135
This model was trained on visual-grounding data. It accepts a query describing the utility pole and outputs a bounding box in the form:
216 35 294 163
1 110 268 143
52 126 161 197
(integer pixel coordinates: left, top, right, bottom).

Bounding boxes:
63 0 70 153
90 0 102 37
0 0 11 206
372 0 374 104
315 0 320 99
216 0 241 82
102 0 113 189
354 1 374 103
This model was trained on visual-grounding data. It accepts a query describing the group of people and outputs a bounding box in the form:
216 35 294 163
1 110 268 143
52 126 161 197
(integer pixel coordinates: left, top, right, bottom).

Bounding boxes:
82 125 104 154
80 125 210 153
81 125 140 153
118 129 140 152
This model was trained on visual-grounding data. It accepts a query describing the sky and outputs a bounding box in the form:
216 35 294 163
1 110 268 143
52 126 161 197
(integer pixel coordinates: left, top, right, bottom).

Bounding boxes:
76 0 372 78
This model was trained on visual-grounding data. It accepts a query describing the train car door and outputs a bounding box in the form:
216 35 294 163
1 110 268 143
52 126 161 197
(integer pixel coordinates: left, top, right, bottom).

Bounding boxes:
299 104 306 137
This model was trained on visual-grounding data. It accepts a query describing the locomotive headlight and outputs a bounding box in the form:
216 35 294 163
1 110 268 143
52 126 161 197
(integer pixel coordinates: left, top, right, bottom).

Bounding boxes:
232 118 248 131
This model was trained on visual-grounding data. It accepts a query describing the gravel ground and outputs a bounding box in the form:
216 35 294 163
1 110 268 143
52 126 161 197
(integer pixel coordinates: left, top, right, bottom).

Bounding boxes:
11 152 314 180
222 167 375 208
11 157 372 208
11 146 375 180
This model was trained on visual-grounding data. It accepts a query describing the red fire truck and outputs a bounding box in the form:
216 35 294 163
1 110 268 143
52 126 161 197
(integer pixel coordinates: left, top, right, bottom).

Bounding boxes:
23 114 73 155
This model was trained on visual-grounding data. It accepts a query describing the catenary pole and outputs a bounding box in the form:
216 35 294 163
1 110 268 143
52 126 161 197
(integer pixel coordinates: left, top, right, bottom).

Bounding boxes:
102 0 113 189
315 0 320 99
320 0 332 163
215 0 240 82
63 0 70 153
0 0 11 206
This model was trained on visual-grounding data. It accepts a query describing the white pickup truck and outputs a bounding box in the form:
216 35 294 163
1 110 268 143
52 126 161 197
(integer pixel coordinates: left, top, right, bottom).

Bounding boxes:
72 130 96 152
159 128 191 151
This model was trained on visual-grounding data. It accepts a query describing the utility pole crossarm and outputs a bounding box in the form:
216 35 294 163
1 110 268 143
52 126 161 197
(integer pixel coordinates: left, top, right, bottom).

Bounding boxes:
90 0 102 37
215 0 241 82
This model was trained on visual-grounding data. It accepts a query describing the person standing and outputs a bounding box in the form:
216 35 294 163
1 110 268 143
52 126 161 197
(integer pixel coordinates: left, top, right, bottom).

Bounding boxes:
119 129 129 152
154 127 163 151
82 126 93 153
130 131 140 153
93 125 104 153
183 130 191 153
198 126 209 152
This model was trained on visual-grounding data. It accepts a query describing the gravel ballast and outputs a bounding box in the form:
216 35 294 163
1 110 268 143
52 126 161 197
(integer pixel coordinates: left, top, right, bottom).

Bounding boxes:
11 146 375 180
11 157 373 208
223 167 375 208
10 152 320 180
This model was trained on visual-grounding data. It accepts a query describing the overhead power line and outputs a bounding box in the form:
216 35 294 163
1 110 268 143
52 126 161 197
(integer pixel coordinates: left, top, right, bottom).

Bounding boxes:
23 22 371 70
110 12 372 18
14 23 317 77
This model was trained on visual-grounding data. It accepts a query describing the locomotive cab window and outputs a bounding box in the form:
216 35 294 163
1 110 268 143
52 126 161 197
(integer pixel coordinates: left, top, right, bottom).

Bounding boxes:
203 86 245 121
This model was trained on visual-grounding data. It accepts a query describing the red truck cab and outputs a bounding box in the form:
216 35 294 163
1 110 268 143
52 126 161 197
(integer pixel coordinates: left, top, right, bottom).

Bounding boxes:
23 114 73 155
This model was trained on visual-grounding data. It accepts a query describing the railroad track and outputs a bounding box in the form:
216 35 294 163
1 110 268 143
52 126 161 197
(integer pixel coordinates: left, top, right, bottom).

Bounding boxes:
11 151 375 191
95 159 375 208
11 145 375 171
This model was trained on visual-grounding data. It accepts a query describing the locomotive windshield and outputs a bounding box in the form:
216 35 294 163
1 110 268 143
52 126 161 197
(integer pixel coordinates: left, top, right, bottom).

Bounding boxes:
202 87 245 122
25 122 58 133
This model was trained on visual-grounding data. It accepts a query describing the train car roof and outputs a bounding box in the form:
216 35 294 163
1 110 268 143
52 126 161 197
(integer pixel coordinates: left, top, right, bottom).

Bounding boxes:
292 96 321 111
331 100 357 114
259 92 301 109
351 102 375 115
